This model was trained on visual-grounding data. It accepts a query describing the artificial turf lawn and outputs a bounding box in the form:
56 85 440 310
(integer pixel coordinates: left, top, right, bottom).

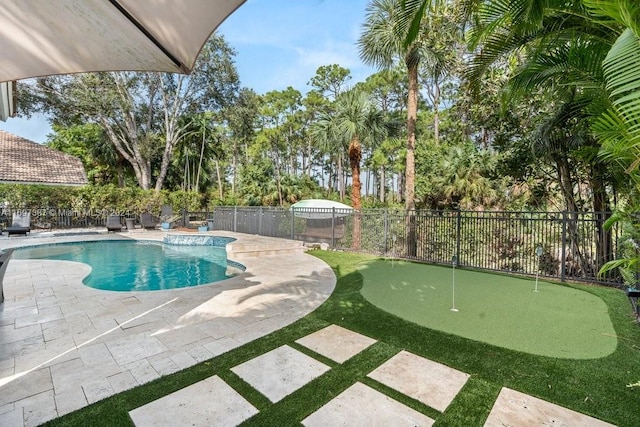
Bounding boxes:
43 251 639 427
358 259 617 359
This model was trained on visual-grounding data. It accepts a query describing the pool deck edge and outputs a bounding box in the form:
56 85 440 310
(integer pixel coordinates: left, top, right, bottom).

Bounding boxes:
0 230 335 427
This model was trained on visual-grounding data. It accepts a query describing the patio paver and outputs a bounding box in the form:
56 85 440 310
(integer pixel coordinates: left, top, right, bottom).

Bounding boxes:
367 350 470 413
484 387 616 427
302 382 435 427
129 375 258 426
295 324 377 363
231 344 330 403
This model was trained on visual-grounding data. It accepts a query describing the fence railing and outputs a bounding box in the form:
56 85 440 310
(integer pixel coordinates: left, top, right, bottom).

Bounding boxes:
206 207 622 287
0 207 128 230
1 206 622 286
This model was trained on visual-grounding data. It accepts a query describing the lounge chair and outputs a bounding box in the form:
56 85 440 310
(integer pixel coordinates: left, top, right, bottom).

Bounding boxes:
140 213 157 230
6 212 31 236
161 205 173 218
160 205 180 229
105 215 123 233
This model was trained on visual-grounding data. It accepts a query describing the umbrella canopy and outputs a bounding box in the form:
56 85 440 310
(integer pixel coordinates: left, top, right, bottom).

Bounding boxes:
291 199 354 219
0 0 246 84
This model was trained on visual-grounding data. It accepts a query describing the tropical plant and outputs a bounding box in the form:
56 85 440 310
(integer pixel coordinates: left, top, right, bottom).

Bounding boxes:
598 198 640 286
311 89 388 210
359 0 423 212
585 0 640 180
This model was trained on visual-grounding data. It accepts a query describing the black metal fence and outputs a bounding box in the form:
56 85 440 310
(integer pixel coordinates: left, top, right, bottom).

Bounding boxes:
207 207 621 287
1 206 621 286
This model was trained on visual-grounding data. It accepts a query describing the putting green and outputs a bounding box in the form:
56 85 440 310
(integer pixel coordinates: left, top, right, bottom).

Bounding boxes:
358 259 617 359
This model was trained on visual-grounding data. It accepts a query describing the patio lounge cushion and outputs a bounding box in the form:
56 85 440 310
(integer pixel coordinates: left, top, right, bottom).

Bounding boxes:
6 212 30 236
140 213 157 230
106 215 123 232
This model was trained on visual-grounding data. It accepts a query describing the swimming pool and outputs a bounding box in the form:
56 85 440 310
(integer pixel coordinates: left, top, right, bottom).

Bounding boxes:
13 240 243 292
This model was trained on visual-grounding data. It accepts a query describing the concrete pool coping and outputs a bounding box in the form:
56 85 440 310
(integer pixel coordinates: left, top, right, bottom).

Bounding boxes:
0 229 336 426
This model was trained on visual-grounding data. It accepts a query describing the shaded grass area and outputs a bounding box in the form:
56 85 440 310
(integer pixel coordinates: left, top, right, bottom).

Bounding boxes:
358 259 617 358
44 252 640 426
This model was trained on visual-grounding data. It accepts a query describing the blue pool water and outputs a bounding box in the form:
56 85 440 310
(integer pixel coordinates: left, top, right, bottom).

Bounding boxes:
14 240 239 291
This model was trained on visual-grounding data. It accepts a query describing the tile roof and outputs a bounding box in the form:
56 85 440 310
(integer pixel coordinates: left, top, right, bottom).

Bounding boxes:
0 130 87 186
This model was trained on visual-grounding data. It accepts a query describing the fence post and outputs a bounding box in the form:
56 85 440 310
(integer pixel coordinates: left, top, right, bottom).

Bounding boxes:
456 209 462 266
233 206 237 232
291 207 295 239
561 211 567 282
384 208 389 254
331 208 336 247
258 206 263 235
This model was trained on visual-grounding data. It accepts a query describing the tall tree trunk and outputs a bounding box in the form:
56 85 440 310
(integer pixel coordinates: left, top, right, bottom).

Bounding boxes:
101 119 152 190
365 165 371 197
405 62 419 256
231 151 237 195
338 154 345 202
349 136 362 249
555 154 588 277
274 149 284 206
215 159 223 199
349 137 363 209
433 78 440 143
426 75 441 143
195 133 206 193
231 138 240 196
183 151 189 191
307 137 313 176
380 166 385 203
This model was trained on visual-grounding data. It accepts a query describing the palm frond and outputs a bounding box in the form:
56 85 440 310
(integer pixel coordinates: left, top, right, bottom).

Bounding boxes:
584 0 640 34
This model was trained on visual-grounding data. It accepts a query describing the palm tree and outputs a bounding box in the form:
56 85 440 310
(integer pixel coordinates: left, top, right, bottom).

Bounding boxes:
359 0 424 213
360 0 440 256
435 144 498 209
310 104 348 201
311 89 388 247
314 89 387 209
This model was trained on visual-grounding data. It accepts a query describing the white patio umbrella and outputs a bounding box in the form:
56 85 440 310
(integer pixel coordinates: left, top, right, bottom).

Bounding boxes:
0 0 246 120
0 0 246 83
291 199 354 219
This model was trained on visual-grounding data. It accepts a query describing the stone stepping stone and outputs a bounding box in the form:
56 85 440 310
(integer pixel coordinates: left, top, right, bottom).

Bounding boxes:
295 324 377 363
302 382 434 426
484 387 615 426
128 375 258 426
231 345 330 403
368 350 470 412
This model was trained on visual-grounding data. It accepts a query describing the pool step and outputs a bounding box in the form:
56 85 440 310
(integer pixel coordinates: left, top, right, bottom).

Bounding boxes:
226 237 306 259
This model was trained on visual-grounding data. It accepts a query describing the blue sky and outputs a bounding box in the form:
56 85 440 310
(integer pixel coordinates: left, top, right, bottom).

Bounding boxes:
0 0 375 143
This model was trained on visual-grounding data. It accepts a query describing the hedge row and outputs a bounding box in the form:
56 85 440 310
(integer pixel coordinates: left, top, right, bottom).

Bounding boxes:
0 184 208 216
